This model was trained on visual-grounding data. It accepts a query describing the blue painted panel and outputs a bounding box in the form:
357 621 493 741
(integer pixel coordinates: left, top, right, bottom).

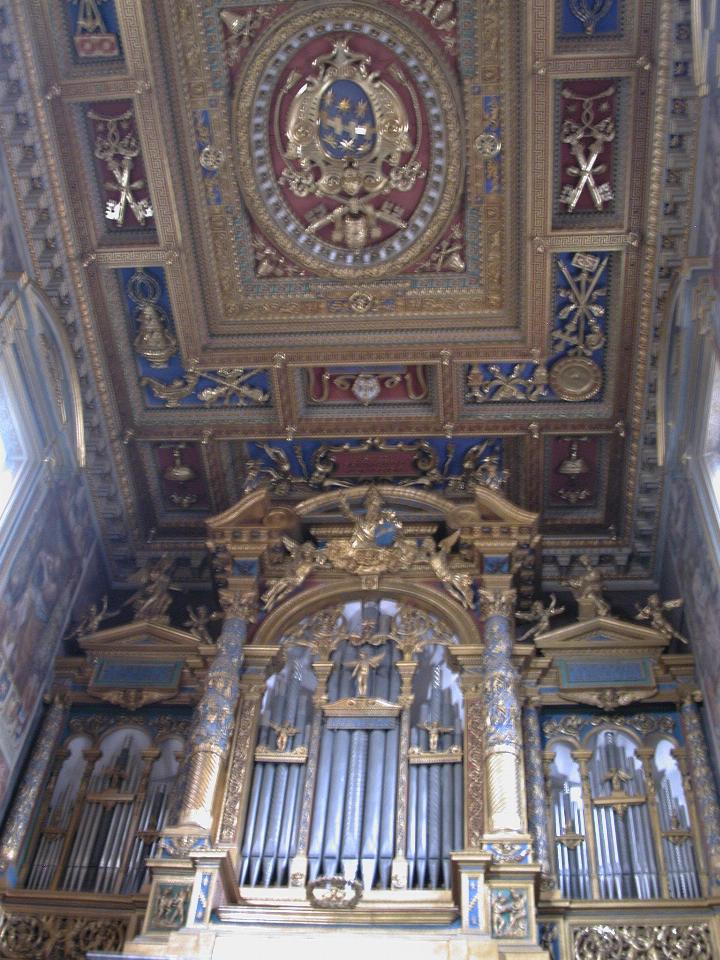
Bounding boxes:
560 0 619 36
67 0 123 61
558 658 652 687
93 659 182 688
467 875 481 928
118 268 271 408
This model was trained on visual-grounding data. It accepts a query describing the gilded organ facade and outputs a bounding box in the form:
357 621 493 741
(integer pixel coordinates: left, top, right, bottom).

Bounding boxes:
0 486 718 959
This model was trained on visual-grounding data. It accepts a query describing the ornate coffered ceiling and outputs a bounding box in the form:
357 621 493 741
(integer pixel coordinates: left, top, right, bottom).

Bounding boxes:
0 0 700 585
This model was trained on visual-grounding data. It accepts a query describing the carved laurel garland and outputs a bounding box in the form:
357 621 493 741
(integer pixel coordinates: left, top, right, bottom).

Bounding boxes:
0 913 127 960
572 923 712 960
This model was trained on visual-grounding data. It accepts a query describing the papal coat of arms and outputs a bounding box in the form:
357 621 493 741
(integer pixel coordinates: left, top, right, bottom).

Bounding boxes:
282 38 424 251
233 4 462 279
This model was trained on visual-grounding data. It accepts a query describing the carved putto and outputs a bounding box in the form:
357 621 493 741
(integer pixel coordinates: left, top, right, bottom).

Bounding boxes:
635 594 688 645
123 556 178 624
566 555 610 619
515 594 564 641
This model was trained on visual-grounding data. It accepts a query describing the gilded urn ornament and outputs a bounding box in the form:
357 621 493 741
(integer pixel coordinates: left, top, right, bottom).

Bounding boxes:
233 4 462 278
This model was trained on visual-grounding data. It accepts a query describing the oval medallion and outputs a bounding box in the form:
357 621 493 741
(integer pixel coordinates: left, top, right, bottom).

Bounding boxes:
548 356 603 401
232 3 462 279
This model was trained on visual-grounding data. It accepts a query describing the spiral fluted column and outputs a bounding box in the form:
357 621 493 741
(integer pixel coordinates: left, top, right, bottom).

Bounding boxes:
176 593 256 833
480 589 525 836
522 699 551 877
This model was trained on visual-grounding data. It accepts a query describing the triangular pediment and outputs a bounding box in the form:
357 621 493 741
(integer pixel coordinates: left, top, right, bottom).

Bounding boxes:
79 619 204 658
534 615 667 655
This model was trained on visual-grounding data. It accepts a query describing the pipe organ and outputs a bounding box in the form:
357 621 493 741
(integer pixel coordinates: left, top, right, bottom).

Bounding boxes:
26 724 185 895
240 600 465 893
547 724 701 902
0 485 719 960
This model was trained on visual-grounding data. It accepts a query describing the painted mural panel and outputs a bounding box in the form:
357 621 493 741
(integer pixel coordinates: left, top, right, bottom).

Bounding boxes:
0 477 98 815
663 475 720 773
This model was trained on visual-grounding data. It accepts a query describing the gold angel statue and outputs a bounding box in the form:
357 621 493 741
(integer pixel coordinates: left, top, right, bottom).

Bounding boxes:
123 556 179 623
421 531 475 609
261 536 323 611
419 721 453 753
515 594 564 641
339 487 400 550
183 604 222 643
635 593 688 644
566 554 610 618
345 648 385 697
70 595 118 640
269 721 299 753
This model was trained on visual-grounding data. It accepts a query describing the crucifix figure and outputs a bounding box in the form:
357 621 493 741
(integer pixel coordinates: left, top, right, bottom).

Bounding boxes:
269 721 299 753
344 649 385 698
419 721 453 753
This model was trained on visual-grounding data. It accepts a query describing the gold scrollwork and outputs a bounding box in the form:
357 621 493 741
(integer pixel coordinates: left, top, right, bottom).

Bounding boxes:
573 924 712 959
0 913 127 960
479 588 516 619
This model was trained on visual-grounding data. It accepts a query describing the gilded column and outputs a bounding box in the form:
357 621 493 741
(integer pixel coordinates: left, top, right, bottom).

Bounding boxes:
175 592 256 833
0 695 67 885
217 677 265 847
480 588 525 835
522 698 551 877
461 669 485 849
680 693 720 892
289 659 333 886
392 660 417 888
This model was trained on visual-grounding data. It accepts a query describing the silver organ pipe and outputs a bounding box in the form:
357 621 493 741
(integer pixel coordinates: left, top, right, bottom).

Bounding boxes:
589 731 658 900
549 721 701 902
550 751 590 899
25 725 184 896
406 650 463 890
241 646 314 886
241 601 463 893
654 742 700 898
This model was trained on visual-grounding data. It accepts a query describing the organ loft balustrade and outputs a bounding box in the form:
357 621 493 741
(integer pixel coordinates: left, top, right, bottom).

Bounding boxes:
0 486 717 960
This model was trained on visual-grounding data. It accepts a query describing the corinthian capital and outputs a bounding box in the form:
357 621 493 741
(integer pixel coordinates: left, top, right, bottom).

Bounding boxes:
479 587 516 619
219 590 258 621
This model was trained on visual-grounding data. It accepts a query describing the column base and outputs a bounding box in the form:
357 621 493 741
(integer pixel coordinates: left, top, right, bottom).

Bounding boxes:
88 926 550 960
451 850 545 952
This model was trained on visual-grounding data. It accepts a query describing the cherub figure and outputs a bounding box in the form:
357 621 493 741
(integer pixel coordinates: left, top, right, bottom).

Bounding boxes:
70 595 118 640
269 721 299 752
183 604 222 643
419 721 453 753
261 536 322 611
345 648 385 697
566 555 610 618
635 593 688 645
515 594 565 641
421 531 475 609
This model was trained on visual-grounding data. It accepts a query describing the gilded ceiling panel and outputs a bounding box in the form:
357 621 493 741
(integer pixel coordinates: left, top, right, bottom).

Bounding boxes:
1 0 696 582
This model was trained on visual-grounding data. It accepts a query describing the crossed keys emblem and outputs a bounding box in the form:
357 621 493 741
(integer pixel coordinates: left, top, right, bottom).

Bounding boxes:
559 86 615 212
88 108 154 226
